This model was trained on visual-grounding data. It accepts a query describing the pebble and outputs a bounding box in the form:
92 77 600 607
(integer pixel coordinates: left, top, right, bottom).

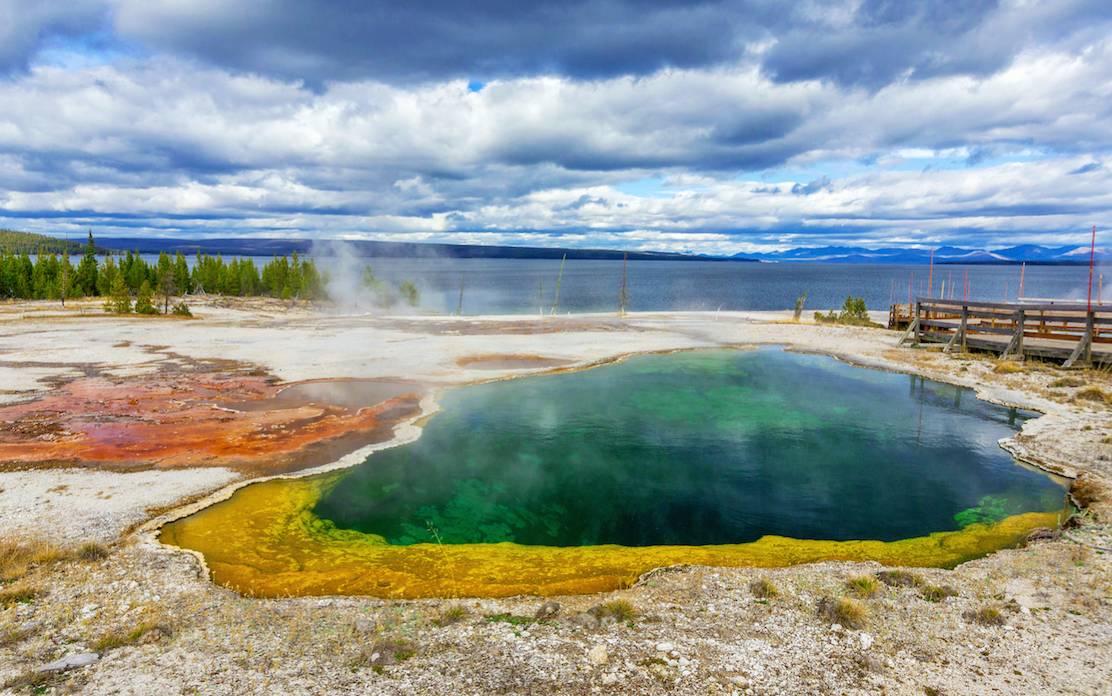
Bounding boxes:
36 652 100 673
587 644 609 666
535 601 560 620
570 612 599 630
655 641 675 653
859 632 874 650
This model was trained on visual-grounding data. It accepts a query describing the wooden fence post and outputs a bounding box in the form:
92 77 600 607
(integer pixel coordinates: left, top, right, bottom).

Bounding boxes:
1064 311 1094 368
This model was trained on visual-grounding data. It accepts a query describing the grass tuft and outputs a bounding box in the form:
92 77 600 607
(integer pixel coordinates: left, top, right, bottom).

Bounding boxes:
993 360 1024 375
0 584 41 608
590 599 638 623
817 597 869 630
845 575 880 598
77 543 109 562
964 606 1006 626
919 584 959 603
1074 386 1112 405
874 570 923 588
433 605 469 627
749 578 779 599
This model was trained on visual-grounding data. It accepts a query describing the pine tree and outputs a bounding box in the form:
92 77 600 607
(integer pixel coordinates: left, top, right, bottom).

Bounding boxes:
105 274 131 313
74 231 98 296
135 279 157 314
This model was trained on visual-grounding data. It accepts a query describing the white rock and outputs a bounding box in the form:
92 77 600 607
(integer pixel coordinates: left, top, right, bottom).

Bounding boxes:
37 652 100 673
859 632 874 650
655 641 675 653
588 644 609 666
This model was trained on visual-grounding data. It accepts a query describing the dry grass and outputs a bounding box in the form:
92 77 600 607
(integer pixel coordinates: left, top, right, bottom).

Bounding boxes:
92 606 174 652
749 578 779 599
1 669 53 693
1074 386 1112 406
353 638 417 672
874 570 923 588
0 539 70 581
964 606 1006 626
1049 376 1086 388
77 542 110 562
433 605 469 627
919 584 959 603
592 599 638 622
993 360 1025 375
817 597 869 629
0 584 41 608
845 575 880 598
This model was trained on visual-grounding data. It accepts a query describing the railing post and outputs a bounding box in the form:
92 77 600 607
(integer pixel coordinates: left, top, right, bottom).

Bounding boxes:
1065 311 1094 368
914 301 921 345
959 305 968 352
1015 307 1025 359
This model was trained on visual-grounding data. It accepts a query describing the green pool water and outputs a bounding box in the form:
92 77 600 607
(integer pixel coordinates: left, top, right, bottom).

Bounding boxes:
313 348 1065 547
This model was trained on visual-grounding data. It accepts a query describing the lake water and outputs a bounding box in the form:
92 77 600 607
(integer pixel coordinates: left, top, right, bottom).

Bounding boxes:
143 254 1105 315
314 348 1065 546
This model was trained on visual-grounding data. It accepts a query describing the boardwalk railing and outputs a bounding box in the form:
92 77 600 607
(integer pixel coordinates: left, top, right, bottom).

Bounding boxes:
898 298 1111 367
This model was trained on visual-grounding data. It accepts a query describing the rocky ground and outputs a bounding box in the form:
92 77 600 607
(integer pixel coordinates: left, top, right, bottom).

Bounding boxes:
0 297 1109 695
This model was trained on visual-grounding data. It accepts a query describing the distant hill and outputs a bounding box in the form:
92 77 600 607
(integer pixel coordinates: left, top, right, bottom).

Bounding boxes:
734 243 1108 265
92 236 751 262
0 230 88 255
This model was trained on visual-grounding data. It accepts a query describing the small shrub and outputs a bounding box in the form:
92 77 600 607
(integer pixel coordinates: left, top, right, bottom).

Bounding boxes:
846 575 880 598
817 597 868 629
749 578 779 599
434 605 469 627
964 606 1006 626
77 542 109 562
919 584 959 603
875 570 923 588
171 301 193 317
993 360 1024 375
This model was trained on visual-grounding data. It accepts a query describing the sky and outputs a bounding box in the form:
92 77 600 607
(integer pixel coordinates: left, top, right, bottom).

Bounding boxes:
0 0 1110 255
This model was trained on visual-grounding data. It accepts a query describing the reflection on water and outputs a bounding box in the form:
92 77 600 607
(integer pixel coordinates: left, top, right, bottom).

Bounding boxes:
314 348 1064 546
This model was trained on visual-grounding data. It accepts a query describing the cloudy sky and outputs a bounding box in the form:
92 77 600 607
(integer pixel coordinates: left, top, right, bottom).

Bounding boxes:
0 0 1110 254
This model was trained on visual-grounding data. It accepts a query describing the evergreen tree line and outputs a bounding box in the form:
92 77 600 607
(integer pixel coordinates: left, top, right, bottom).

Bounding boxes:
0 232 327 305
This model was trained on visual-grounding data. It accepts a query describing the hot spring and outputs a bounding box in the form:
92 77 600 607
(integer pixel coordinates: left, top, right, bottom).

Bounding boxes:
161 348 1067 598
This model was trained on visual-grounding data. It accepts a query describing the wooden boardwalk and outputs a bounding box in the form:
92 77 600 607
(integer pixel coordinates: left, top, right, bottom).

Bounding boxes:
894 298 1111 367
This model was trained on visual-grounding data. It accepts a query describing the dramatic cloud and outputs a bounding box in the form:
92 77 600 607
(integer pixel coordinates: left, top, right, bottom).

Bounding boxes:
0 0 1110 252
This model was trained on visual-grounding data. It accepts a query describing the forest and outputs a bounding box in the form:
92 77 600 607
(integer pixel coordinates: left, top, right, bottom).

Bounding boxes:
0 232 327 311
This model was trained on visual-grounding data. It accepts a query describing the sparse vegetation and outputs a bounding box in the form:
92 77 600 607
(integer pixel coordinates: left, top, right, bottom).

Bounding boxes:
993 360 1025 374
817 596 869 629
846 575 880 598
814 296 880 327
592 599 638 622
0 540 68 581
353 637 417 672
964 606 1006 626
919 584 959 603
171 301 193 317
875 569 923 588
1074 386 1112 405
484 613 535 626
792 293 807 321
434 605 469 627
1050 376 1086 388
93 613 173 652
77 542 109 562
750 578 779 599
0 584 41 608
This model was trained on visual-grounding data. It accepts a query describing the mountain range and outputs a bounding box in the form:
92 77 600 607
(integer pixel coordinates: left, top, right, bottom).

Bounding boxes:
732 244 1108 264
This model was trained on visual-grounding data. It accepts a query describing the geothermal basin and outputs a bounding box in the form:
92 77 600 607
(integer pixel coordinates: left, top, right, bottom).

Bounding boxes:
161 348 1067 598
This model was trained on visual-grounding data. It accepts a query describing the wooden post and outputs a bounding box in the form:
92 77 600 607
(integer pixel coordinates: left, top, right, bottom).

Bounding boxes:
914 301 922 345
1004 307 1026 360
1064 311 1094 368
945 304 967 354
